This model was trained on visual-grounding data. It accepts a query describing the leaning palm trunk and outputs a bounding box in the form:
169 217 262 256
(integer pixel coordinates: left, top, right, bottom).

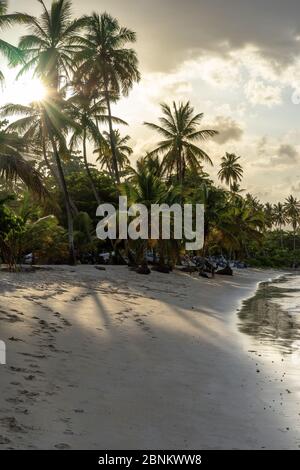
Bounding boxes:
48 133 76 264
42 138 79 217
82 128 101 205
104 79 120 184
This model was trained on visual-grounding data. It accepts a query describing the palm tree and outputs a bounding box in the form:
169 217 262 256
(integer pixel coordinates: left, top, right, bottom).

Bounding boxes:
273 202 287 248
218 153 243 190
1 101 58 176
223 202 264 257
95 130 132 177
0 125 47 197
264 202 274 230
245 193 262 211
0 0 25 82
16 0 86 263
144 101 217 184
284 195 300 252
68 91 126 203
75 12 140 183
0 100 79 215
122 155 180 267
16 0 85 89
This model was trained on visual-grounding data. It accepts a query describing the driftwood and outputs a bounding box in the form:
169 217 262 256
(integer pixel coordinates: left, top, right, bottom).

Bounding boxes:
152 265 171 274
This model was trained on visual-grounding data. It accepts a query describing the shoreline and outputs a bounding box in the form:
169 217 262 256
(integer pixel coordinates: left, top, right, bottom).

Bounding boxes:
0 266 299 449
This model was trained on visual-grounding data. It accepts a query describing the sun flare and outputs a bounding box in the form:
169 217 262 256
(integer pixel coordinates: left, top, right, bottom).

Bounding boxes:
1 75 47 105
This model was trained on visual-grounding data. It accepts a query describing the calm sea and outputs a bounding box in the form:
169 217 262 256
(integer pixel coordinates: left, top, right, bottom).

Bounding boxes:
238 273 300 367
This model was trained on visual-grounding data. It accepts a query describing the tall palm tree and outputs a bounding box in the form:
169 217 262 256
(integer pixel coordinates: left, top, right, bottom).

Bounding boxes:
284 195 300 252
16 0 86 263
0 100 79 215
218 153 243 190
95 130 132 177
144 101 217 184
75 12 140 183
0 0 25 82
273 202 287 248
68 91 126 203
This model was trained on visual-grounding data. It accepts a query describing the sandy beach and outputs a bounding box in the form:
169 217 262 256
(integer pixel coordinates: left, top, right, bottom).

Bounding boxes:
0 266 299 449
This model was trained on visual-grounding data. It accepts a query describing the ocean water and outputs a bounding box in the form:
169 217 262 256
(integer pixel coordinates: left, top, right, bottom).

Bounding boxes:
238 274 300 362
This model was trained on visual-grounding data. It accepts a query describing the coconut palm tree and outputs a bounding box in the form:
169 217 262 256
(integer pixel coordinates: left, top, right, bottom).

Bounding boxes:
95 130 132 177
144 101 217 184
284 195 300 252
218 153 243 190
16 0 85 89
1 101 57 175
0 100 79 215
245 193 263 211
15 0 86 263
75 12 140 183
273 202 287 248
68 92 126 203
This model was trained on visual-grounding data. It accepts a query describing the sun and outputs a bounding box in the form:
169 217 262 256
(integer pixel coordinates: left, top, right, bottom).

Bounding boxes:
9 77 47 104
1 73 47 106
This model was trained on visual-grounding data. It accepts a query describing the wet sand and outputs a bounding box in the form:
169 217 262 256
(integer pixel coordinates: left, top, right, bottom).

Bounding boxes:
0 266 299 449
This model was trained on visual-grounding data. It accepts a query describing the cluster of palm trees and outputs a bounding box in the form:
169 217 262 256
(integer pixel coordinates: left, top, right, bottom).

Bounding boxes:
267 196 300 251
0 0 300 268
0 0 141 262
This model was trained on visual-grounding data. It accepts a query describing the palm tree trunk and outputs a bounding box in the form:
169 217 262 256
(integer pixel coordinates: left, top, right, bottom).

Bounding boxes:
103 78 120 184
279 224 283 248
42 138 79 217
82 127 101 205
48 133 76 265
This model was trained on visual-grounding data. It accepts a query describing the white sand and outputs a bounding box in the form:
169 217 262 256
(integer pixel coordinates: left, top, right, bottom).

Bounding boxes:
0 266 299 449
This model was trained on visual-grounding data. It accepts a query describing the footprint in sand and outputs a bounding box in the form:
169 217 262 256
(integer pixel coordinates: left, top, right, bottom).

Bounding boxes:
10 366 28 373
0 417 25 433
54 443 71 449
24 375 36 381
0 436 11 445
6 397 24 405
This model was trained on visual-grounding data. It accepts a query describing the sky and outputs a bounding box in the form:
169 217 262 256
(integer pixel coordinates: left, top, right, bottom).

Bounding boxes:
2 0 300 202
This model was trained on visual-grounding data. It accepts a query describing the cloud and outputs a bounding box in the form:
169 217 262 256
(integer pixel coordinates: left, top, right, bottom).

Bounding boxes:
270 144 299 165
211 116 244 144
70 0 300 73
244 78 282 106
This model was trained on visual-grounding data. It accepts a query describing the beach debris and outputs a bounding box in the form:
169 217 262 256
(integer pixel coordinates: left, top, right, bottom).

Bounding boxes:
216 266 233 276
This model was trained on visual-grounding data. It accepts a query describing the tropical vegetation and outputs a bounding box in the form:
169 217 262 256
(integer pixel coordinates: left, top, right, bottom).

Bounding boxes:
0 0 299 271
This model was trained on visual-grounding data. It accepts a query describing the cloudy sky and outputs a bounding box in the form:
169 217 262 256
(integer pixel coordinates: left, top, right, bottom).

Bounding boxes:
2 0 300 201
